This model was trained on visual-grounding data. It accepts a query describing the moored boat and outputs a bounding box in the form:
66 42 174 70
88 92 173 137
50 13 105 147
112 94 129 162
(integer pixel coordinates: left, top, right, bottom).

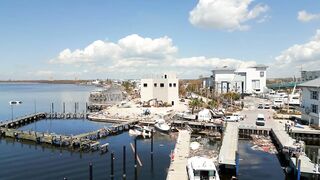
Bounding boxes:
129 125 152 138
187 156 220 180
154 119 170 133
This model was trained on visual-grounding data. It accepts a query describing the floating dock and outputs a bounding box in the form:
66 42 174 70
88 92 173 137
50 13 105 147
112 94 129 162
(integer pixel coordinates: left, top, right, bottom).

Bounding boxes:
219 122 238 169
166 130 191 180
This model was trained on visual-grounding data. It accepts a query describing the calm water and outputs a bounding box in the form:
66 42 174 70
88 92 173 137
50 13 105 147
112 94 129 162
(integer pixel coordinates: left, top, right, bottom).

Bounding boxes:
0 83 296 180
0 83 176 180
238 140 286 180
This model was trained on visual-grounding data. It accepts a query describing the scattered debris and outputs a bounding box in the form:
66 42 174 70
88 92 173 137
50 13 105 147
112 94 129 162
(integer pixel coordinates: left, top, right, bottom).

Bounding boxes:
189 137 219 165
250 135 277 154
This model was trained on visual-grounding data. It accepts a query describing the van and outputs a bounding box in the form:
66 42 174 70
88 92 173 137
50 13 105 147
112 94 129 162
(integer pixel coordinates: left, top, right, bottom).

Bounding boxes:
256 114 265 126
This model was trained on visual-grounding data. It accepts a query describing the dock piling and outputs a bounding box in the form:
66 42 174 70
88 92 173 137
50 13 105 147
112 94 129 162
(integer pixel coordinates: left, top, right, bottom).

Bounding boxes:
111 152 114 180
123 146 126 179
297 159 301 180
89 163 93 180
63 102 65 113
134 138 138 180
151 130 154 171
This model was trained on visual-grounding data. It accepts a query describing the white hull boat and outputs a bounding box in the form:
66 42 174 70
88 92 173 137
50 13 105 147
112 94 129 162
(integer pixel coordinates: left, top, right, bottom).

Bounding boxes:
129 125 152 138
187 156 220 180
154 119 170 133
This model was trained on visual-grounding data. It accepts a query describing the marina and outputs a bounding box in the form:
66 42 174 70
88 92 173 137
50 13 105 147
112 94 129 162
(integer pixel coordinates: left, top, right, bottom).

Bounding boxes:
0 82 319 180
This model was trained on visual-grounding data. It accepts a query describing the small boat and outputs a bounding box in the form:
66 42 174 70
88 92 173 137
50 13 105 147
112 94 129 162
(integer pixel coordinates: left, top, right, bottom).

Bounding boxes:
187 156 220 180
154 119 170 133
129 125 152 138
9 101 22 105
100 143 109 154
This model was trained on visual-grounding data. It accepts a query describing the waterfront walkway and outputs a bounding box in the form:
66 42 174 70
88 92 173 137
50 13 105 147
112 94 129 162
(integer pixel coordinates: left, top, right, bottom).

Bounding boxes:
219 122 238 167
166 130 191 180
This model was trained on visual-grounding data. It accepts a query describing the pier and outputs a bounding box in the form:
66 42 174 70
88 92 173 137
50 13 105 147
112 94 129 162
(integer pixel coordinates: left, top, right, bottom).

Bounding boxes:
219 122 238 169
270 121 319 178
0 112 140 152
166 130 191 180
0 113 46 128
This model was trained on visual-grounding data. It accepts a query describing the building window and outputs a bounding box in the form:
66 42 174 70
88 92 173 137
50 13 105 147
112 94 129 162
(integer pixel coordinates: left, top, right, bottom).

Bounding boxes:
260 72 264 77
252 80 260 90
311 91 319 100
160 83 164 87
173 83 176 87
311 104 318 113
154 83 157 87
169 83 172 87
143 83 147 87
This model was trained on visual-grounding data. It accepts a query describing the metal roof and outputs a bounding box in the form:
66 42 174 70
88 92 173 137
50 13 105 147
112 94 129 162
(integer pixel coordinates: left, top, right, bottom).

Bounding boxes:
298 77 320 88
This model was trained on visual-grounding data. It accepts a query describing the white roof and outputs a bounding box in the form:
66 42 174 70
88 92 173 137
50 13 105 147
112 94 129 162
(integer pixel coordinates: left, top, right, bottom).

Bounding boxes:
188 156 216 171
257 114 265 118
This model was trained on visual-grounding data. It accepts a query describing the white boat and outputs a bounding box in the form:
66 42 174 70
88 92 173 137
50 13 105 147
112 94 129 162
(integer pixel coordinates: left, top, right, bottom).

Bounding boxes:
129 125 152 138
154 119 170 133
187 156 220 180
9 101 22 105
176 111 197 120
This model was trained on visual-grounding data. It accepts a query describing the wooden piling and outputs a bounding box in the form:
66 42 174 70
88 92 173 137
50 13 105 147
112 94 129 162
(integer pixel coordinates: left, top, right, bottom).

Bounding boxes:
123 146 126 179
89 163 93 180
111 152 114 180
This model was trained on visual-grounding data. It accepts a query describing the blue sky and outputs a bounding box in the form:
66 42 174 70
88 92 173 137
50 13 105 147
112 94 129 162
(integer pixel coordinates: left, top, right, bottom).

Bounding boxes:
1 0 320 80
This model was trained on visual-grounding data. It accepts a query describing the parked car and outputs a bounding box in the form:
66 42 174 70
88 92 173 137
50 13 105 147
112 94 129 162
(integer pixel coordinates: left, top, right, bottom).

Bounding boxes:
232 113 244 121
222 115 240 122
258 103 263 109
256 114 265 126
264 103 270 109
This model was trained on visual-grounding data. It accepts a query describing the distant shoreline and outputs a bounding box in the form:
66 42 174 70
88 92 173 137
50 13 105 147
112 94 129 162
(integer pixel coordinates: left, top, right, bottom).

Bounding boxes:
0 80 90 84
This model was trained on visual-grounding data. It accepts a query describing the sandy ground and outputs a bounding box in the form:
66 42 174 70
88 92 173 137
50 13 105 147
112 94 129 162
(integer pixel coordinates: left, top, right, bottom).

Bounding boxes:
102 99 190 121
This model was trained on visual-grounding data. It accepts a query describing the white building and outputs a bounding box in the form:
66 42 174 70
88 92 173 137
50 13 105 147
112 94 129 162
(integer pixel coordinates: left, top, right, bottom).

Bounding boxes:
140 73 179 106
301 70 320 82
299 78 320 126
211 65 268 94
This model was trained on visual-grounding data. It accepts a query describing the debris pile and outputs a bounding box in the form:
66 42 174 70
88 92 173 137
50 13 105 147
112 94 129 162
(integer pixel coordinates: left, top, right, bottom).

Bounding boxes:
189 137 219 164
250 135 277 154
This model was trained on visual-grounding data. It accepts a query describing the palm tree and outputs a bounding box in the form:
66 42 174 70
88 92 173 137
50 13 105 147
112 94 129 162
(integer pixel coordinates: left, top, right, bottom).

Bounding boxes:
189 98 202 114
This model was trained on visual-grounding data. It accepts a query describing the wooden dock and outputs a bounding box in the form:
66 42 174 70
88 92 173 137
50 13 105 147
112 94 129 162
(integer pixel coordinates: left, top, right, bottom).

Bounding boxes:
166 130 191 180
219 122 238 168
0 113 46 128
270 121 318 178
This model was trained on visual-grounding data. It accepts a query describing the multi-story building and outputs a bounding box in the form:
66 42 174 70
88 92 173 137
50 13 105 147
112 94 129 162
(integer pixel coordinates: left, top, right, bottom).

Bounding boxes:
211 65 268 94
301 70 320 82
299 78 320 126
140 73 179 106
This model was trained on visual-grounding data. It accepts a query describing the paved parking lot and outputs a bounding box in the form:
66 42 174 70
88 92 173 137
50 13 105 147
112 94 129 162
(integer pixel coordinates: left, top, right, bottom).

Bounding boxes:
239 96 275 128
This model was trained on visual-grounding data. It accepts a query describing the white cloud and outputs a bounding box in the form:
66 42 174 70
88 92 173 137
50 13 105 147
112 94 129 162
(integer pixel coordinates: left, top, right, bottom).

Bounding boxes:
297 10 320 22
173 56 256 69
50 34 177 65
189 0 269 31
271 29 320 77
50 34 257 79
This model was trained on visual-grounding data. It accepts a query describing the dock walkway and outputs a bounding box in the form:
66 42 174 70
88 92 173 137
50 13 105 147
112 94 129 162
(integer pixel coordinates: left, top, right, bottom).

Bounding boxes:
219 122 238 167
270 120 317 176
166 130 191 180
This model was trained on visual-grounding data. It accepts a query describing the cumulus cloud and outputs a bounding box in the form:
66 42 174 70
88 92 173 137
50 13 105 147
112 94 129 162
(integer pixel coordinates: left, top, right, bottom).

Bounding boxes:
50 34 258 78
270 29 320 77
298 10 320 22
50 34 177 65
189 0 269 31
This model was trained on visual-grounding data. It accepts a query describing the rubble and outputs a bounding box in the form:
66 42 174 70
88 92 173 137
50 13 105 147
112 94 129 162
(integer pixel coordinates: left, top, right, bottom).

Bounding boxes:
189 137 219 165
250 135 278 154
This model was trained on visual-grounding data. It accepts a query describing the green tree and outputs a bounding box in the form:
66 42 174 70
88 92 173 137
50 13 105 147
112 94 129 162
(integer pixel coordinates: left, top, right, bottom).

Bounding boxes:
189 98 203 114
122 81 133 94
